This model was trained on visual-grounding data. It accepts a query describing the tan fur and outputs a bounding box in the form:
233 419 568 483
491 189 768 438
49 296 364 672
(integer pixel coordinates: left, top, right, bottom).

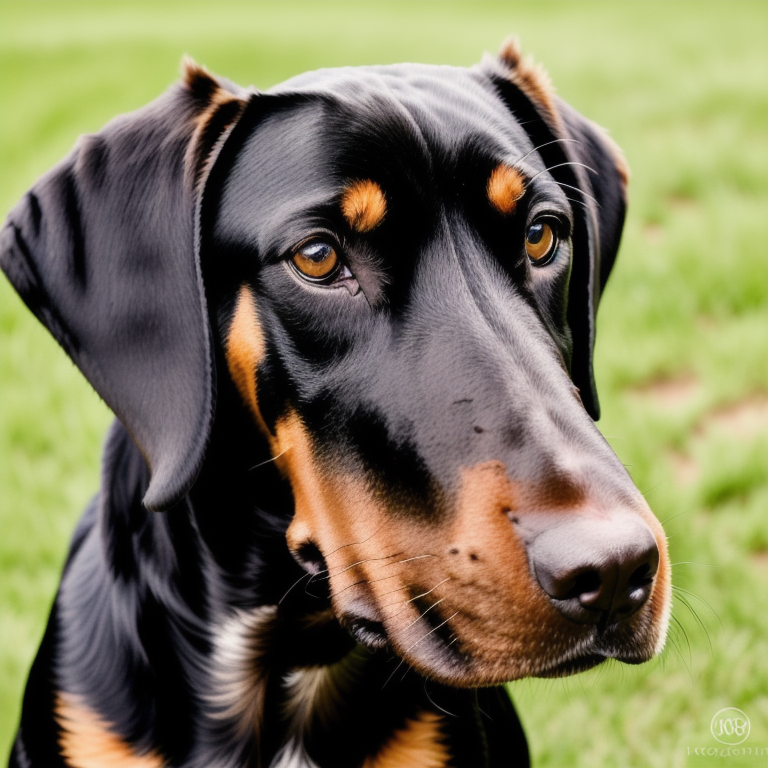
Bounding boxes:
487 164 526 215
226 285 270 437
341 180 387 233
182 57 221 97
55 694 165 768
274 412 551 685
363 711 449 768
273 412 670 686
182 57 248 192
497 36 562 132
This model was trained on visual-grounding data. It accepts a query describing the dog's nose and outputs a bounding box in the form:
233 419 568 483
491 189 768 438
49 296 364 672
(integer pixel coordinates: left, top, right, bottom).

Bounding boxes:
530 516 659 626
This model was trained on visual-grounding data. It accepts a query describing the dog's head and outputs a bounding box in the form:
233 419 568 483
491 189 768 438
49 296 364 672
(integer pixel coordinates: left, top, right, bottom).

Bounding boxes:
1 41 669 687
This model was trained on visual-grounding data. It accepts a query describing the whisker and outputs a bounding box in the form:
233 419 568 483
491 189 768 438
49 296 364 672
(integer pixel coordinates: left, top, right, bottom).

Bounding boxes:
668 614 693 677
512 137 582 166
404 611 459 656
248 448 288 472
378 584 412 599
380 577 449 615
314 553 402 583
382 611 459 690
403 598 445 632
669 560 720 569
332 573 401 599
406 578 451 604
561 194 589 211
536 179 599 206
424 683 458 718
379 554 437 569
278 571 314 605
278 530 396 603
671 585 721 621
383 658 407 690
674 594 714 655
528 161 597 182
321 524 389 560
660 509 694 526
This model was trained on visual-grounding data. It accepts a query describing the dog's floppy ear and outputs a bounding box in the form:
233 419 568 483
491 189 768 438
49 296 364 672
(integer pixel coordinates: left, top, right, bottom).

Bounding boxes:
483 38 628 419
0 61 251 510
555 98 629 419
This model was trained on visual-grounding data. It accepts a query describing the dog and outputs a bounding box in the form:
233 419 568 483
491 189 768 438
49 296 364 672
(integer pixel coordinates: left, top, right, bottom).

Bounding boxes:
2 37 671 768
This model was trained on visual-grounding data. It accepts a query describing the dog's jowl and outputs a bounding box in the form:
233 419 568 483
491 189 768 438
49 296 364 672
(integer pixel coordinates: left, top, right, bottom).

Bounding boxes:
2 38 670 768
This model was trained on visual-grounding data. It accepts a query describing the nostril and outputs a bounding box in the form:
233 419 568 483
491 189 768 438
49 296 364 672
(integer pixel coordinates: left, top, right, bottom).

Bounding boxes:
530 516 660 626
566 570 602 601
629 561 654 589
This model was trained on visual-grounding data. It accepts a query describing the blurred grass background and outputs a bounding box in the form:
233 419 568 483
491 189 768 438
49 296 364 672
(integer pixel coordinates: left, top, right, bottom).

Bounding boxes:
1 1 766 765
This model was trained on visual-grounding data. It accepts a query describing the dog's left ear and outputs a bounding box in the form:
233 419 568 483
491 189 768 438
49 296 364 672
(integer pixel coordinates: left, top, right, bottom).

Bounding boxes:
483 38 629 419
0 61 251 510
552 98 628 420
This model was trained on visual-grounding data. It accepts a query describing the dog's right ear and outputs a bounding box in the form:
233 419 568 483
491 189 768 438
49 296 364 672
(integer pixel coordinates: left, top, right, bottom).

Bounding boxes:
0 61 252 511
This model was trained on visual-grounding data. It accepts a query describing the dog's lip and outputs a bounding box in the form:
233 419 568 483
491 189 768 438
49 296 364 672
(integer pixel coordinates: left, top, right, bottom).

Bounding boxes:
534 652 606 678
338 599 390 651
343 615 390 651
531 625 657 678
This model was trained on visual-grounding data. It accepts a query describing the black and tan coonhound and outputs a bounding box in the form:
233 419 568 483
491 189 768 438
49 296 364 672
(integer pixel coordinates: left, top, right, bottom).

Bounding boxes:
2 38 670 768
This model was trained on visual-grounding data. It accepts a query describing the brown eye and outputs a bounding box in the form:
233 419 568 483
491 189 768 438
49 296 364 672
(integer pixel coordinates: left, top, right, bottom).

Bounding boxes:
291 241 340 282
525 221 557 265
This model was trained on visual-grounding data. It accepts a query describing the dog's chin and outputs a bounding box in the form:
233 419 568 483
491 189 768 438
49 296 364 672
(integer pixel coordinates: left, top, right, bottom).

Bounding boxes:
533 654 606 679
338 610 660 688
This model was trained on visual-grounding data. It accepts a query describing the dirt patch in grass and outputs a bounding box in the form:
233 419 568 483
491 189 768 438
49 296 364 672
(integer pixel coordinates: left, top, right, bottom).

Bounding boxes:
669 450 699 487
631 373 701 410
668 393 767 488
695 394 768 440
643 222 664 244
669 194 700 213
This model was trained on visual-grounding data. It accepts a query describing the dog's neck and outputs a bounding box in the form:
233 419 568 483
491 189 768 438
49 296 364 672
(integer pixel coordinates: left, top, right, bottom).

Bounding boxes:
95 416 463 764
56 409 522 766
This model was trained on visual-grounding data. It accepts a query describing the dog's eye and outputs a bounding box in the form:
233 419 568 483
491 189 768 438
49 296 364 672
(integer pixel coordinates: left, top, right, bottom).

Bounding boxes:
291 241 341 282
525 221 557 266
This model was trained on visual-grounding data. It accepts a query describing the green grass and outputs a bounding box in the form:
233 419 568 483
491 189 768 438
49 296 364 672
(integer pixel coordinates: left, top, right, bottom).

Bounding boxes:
1 1 767 765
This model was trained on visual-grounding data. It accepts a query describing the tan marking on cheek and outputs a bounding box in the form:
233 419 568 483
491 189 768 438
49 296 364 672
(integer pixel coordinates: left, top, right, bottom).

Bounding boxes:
274 412 395 598
363 711 449 768
277 411 347 546
277 413 380 598
497 36 563 132
226 285 270 437
55 694 164 768
487 164 526 215
341 180 387 233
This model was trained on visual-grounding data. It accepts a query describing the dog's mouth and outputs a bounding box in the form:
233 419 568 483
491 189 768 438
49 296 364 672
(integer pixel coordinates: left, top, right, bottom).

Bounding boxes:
277 415 671 687
333 585 662 686
342 615 390 651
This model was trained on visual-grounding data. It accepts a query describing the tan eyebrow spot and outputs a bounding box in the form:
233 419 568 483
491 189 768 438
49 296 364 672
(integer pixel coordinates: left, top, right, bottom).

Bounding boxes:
341 180 387 233
487 164 526 215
